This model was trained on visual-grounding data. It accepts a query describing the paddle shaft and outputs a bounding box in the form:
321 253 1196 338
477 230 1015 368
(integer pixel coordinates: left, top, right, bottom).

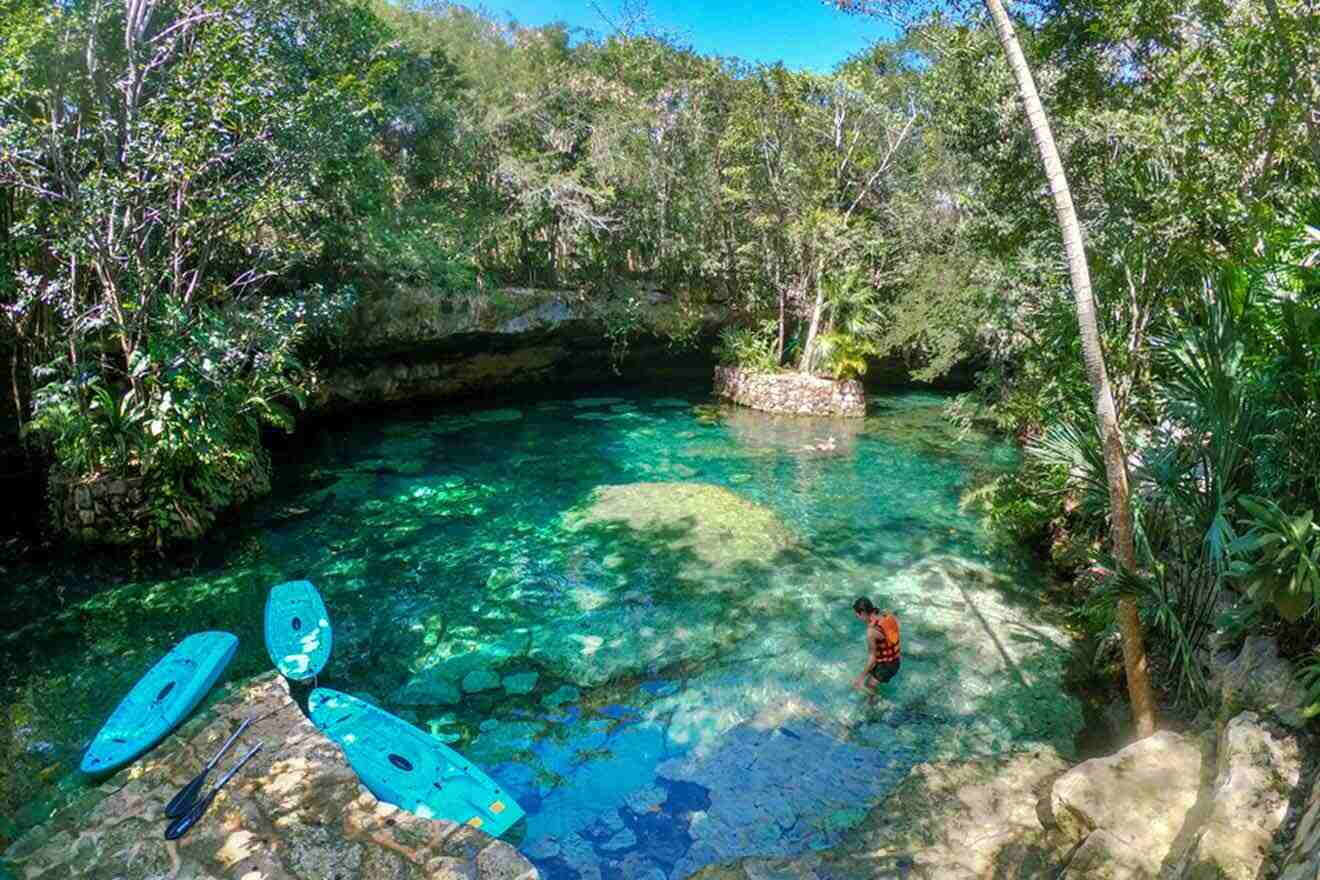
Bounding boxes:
212 742 262 792
207 718 253 771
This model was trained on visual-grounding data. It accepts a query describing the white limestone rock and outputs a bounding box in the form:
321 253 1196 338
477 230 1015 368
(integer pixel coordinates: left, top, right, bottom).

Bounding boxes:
1178 712 1301 880
1048 731 1203 875
1279 762 1320 880
1062 829 1153 880
1218 636 1307 728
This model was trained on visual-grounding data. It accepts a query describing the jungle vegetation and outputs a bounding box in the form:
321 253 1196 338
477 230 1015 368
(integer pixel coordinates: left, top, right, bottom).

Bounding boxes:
2 0 1319 725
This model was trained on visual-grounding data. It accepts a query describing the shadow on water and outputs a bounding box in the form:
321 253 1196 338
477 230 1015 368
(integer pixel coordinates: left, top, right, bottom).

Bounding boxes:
0 385 1079 878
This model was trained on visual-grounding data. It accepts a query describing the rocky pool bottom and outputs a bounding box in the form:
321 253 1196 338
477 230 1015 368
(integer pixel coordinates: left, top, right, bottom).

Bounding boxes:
3 388 1084 879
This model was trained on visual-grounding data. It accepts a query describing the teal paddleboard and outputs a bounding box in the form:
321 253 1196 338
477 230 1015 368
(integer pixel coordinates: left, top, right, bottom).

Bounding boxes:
264 580 332 681
80 631 238 774
308 688 525 837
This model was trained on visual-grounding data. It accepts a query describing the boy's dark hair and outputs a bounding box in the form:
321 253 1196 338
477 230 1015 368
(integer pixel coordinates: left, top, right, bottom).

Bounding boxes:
853 596 876 615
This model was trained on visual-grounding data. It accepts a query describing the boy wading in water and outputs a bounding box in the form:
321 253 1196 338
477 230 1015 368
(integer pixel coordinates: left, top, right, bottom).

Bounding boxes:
852 597 900 694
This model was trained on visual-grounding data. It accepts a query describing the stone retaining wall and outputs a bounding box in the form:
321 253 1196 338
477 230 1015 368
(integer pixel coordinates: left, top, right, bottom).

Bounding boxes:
712 366 866 418
54 456 270 544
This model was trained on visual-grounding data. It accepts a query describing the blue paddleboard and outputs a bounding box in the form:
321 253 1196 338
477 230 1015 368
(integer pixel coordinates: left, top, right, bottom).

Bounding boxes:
80 631 238 774
264 580 332 681
308 688 525 837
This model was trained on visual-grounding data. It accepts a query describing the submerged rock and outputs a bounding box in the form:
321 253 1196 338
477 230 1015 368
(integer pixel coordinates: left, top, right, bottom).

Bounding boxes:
463 668 503 693
393 672 461 706
542 685 580 708
692 749 1074 879
0 673 534 880
472 408 524 423
503 671 540 695
561 482 796 578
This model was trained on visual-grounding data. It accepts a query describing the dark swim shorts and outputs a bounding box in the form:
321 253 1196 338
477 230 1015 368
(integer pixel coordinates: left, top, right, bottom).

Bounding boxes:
868 659 901 684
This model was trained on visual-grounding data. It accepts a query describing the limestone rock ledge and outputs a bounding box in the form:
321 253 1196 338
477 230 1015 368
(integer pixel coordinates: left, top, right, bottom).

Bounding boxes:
693 713 1313 880
52 454 271 545
690 749 1077 880
1 673 536 880
712 366 866 418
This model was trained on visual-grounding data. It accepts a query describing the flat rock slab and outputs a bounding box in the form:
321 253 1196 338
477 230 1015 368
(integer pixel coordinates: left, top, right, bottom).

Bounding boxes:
1 673 535 880
1049 730 1203 876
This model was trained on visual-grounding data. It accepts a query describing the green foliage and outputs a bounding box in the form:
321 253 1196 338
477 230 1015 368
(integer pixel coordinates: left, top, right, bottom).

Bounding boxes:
815 332 873 380
961 467 1064 549
1229 496 1320 623
1295 652 1320 720
715 322 782 372
1085 566 1209 704
1 0 385 543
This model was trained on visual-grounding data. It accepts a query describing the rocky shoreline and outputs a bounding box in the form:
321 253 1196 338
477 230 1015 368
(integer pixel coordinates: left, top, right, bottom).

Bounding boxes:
692 628 1320 880
1 674 535 880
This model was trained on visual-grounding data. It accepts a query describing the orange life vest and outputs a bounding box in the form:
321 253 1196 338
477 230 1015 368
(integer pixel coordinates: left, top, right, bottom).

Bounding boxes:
873 613 900 664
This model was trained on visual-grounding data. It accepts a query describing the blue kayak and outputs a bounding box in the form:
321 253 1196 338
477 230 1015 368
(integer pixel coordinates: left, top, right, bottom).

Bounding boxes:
308 688 524 837
264 580 332 681
81 631 238 774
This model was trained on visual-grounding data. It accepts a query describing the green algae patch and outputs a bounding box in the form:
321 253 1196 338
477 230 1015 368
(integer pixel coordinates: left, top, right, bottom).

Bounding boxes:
562 482 797 576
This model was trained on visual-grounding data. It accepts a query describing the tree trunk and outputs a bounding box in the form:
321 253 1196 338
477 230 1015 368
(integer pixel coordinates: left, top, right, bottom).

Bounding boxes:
778 288 787 365
799 257 827 374
984 0 1156 737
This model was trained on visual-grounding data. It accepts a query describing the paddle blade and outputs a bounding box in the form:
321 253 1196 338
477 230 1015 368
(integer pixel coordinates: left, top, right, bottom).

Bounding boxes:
164 790 216 841
164 772 208 819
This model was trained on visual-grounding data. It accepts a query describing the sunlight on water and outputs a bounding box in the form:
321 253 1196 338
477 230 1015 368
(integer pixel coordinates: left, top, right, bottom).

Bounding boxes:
0 387 1081 877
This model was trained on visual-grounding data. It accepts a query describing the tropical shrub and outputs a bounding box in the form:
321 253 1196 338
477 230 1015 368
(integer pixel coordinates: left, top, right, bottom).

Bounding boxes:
814 332 874 380
1 0 384 543
715 322 782 372
1229 497 1320 623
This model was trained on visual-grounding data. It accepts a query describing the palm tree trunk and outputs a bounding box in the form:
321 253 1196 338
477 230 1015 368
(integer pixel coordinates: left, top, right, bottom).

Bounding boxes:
984 0 1156 737
800 256 827 374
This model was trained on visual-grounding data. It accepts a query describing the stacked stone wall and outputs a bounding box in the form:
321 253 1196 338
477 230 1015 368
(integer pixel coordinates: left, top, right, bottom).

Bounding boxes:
54 457 269 544
712 366 866 417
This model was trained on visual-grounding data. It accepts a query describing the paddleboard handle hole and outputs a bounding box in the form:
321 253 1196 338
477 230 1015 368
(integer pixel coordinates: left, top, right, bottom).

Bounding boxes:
155 681 176 702
292 617 302 631
388 754 414 772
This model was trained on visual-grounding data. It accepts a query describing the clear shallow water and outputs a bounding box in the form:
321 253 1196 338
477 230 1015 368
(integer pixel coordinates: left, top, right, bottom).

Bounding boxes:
0 387 1082 877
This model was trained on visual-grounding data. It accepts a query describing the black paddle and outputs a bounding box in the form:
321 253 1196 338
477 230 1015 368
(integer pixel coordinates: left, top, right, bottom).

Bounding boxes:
165 717 253 819
164 743 263 841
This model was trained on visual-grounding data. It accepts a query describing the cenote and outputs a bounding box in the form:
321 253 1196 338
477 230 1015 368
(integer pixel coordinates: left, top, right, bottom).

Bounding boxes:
0 385 1083 878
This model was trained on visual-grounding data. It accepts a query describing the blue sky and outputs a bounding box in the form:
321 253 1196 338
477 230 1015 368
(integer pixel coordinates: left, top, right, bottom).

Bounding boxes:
480 1 899 71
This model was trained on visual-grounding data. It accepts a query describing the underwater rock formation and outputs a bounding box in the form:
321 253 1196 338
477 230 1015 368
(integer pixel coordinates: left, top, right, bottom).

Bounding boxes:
561 482 798 578
690 750 1076 879
1 673 534 880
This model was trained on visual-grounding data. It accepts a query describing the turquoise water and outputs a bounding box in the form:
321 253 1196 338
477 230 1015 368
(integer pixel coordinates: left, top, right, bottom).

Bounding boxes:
0 387 1082 877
